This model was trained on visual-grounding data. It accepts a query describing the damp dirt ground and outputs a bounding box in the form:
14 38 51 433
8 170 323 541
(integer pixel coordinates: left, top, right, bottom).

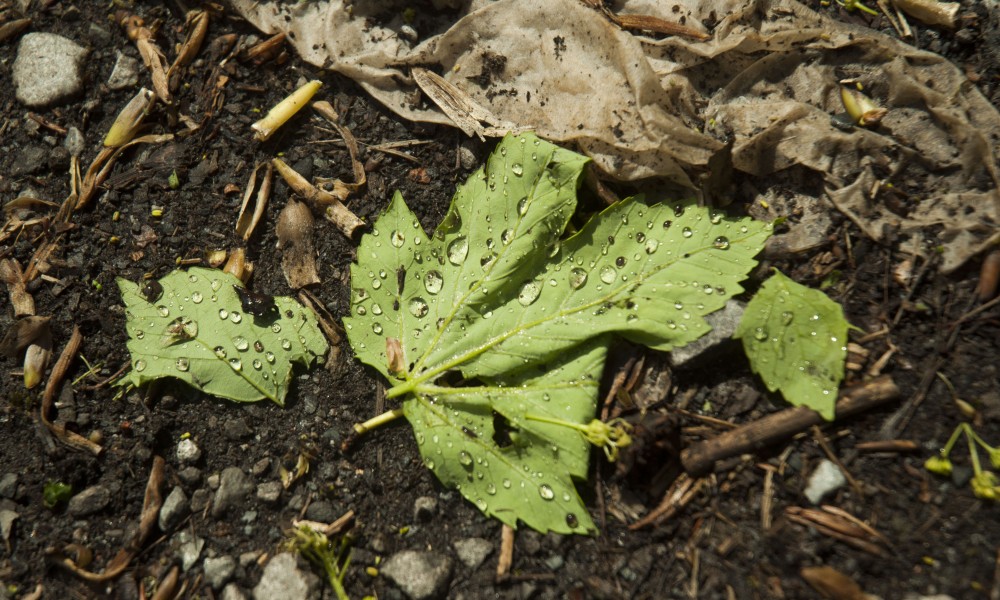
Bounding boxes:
1 2 999 599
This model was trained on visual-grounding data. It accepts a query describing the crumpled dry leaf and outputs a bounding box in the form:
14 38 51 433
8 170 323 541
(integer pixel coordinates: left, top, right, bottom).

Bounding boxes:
229 0 1000 273
276 199 321 289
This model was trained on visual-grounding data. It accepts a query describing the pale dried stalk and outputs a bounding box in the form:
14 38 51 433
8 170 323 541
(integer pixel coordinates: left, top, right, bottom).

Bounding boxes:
167 10 209 80
78 133 174 210
40 327 102 455
223 247 252 282
312 101 367 192
272 158 365 238
412 68 513 141
104 88 156 148
891 0 959 28
236 162 273 241
118 12 172 103
252 80 321 141
0 258 35 317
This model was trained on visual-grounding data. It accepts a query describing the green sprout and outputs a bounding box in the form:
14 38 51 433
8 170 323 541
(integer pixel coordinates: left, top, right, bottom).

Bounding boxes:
43 481 73 508
836 0 878 15
284 525 352 600
925 423 1000 502
525 415 633 462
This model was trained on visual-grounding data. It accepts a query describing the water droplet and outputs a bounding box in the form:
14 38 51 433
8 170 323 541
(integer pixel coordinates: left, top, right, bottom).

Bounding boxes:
214 346 227 359
500 229 513 245
135 330 145 339
424 458 435 470
516 197 529 216
233 336 249 351
673 204 685 217
228 358 242 371
644 238 659 254
480 252 497 269
191 291 203 303
156 305 170 317
371 279 381 290
636 232 646 243
230 312 242 323
502 479 512 489
713 236 730 250
600 266 617 284
281 339 292 350
371 303 383 315
372 323 383 334
518 281 541 306
781 311 794 325
408 298 429 318
475 498 487 510
703 284 714 295
569 268 588 289
176 358 190 372
252 359 262 370
134 359 146 372
682 227 693 238
753 327 768 341
424 270 444 294
486 483 497 495
265 351 275 363
390 230 405 247
710 212 723 224
662 220 673 229
615 256 626 268
511 163 524 177
539 484 555 500
447 236 469 264
458 451 473 467
270 323 281 333
566 513 579 528
355 305 367 316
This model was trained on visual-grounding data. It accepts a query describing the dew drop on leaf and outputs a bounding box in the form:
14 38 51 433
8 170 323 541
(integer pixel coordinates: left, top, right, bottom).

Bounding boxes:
356 306 367 316
271 323 281 333
673 204 685 217
500 229 513 245
538 484 555 500
565 513 579 528
447 236 469 264
516 197 528 215
281 339 292 350
518 281 542 306
424 270 444 294
682 227 693 238
502 479 512 489
644 239 659 254
233 336 249 351
191 292 203 303
252 359 262 370
480 252 497 269
371 280 381 290
781 311 794 325
228 358 242 370
214 346 227 359
615 256 626 268
486 483 496 495
176 358 189 372
265 351 275 363
710 212 723 224
511 163 524 177
136 330 145 339
230 312 242 323
568 268 588 289
134 359 146 372
713 236 730 250
599 266 617 284
373 323 383 334
210 279 222 291
753 327 768 341
458 451 473 467
636 232 645 243
390 230 405 247
408 298 429 318
372 303 383 315
157 305 170 317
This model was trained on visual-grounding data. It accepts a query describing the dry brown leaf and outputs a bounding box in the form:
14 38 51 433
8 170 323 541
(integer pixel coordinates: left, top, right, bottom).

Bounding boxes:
0 315 50 358
276 199 321 289
412 67 514 141
801 566 877 600
0 259 35 317
236 162 272 241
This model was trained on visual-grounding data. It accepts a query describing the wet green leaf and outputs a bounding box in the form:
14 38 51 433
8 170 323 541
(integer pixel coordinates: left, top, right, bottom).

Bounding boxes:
118 267 327 405
345 132 771 534
734 270 848 420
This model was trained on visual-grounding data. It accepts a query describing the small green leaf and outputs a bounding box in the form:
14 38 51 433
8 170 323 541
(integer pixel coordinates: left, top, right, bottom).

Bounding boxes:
734 270 848 420
345 132 771 533
118 267 327 405
43 481 72 508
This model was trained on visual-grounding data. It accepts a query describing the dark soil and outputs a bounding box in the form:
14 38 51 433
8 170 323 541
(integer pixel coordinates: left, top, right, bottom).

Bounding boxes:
1 2 999 599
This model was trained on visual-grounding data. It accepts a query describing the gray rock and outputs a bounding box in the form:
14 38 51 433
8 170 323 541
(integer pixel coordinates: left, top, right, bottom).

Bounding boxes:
0 474 18 499
543 554 564 571
63 127 85 157
413 496 438 522
203 555 237 590
10 146 49 177
223 418 252 440
304 500 337 523
221 583 249 600
159 487 189 532
177 533 205 571
252 553 321 600
177 439 202 464
178 466 203 487
107 52 140 90
804 459 846 504
213 467 253 517
67 485 111 517
669 300 745 369
452 537 492 569
252 458 271 477
12 33 87 107
0 510 18 543
381 550 454 600
458 142 478 170
190 488 212 513
256 481 282 505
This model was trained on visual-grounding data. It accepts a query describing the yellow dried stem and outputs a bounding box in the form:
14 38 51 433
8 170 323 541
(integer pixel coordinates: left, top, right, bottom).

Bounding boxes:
840 86 887 127
891 0 959 28
223 248 252 282
272 158 365 239
252 80 322 142
236 162 273 241
168 10 209 77
0 258 35 317
104 88 156 148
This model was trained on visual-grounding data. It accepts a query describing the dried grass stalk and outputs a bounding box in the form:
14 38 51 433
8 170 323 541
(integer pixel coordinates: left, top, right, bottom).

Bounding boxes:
236 162 273 241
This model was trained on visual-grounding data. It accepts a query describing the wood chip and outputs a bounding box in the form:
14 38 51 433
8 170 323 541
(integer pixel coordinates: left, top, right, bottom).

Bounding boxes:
276 199 321 289
801 566 874 600
412 68 513 141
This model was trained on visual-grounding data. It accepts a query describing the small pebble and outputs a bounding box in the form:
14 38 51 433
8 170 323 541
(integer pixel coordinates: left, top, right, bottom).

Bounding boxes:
804 459 846 504
177 439 202 464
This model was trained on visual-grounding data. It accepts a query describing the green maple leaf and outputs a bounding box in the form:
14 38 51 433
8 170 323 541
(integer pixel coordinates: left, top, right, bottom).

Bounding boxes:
734 270 849 420
344 132 771 534
118 267 327 405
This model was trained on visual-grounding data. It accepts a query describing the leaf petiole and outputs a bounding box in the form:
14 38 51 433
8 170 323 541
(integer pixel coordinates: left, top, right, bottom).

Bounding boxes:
352 408 405 435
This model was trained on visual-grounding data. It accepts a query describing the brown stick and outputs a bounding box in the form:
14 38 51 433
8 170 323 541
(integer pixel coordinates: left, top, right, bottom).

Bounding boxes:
40 326 102 455
680 375 899 476
495 524 514 583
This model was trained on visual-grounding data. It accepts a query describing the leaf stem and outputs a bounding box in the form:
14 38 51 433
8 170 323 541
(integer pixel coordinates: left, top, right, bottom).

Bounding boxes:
352 408 405 435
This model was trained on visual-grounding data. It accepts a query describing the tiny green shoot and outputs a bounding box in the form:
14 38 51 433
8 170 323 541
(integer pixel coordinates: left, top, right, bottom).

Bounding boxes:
43 481 72 508
284 525 352 600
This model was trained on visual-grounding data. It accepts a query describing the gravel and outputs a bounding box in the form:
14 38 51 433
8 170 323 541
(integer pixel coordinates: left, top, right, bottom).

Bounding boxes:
12 32 87 107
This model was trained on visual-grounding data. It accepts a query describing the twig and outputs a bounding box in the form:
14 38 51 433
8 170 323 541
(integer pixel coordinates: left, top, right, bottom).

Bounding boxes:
854 439 918 453
629 473 705 530
40 327 102 455
681 375 899 475
496 524 514 583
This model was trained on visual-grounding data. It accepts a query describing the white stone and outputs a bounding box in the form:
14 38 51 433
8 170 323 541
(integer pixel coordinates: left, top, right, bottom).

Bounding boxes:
12 33 87 107
804 459 846 504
